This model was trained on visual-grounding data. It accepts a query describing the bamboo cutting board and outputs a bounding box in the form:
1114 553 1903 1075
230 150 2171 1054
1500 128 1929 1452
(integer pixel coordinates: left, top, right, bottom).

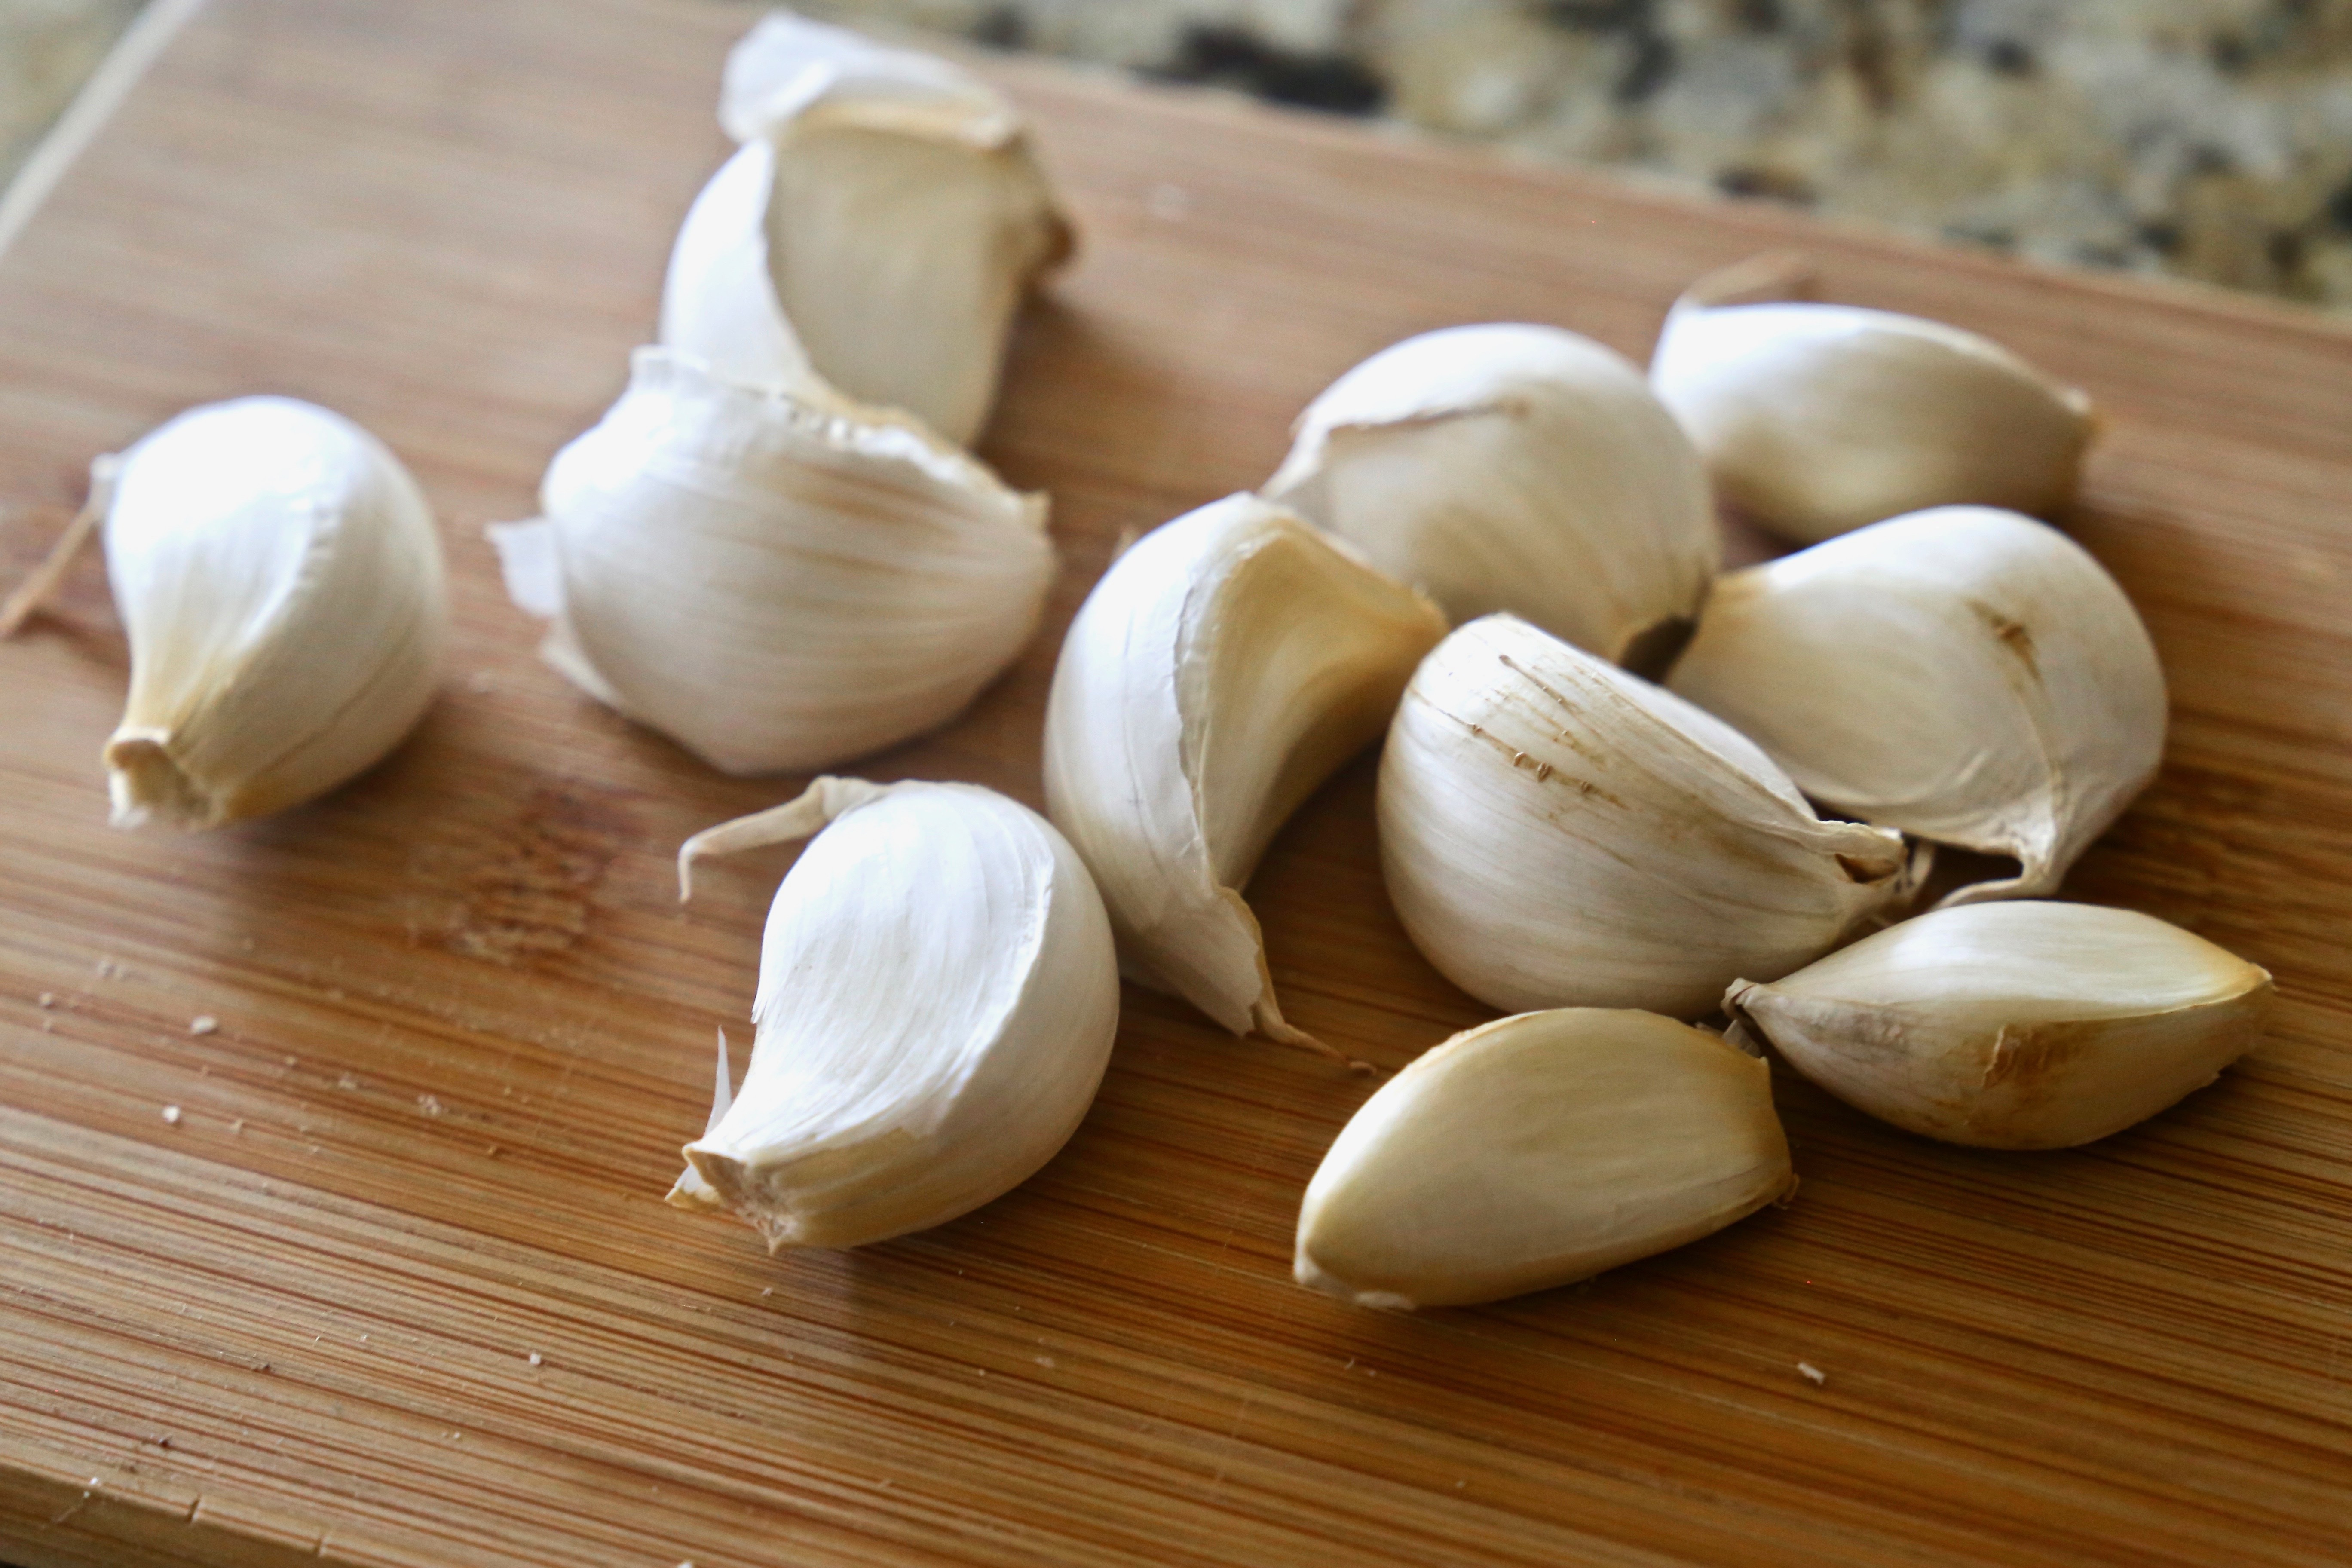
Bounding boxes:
3 1 2350 1563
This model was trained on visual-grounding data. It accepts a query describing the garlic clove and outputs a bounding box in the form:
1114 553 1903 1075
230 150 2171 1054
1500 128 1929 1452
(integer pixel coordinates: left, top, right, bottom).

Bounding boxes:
1379 613 1924 1019
1650 257 2094 544
1043 493 1446 1048
1667 505 2167 906
100 397 448 829
1265 323 1718 670
1295 1008 1795 1309
657 139 822 400
664 11 1073 447
1723 900 2272 1149
504 347 1055 776
669 775 1120 1249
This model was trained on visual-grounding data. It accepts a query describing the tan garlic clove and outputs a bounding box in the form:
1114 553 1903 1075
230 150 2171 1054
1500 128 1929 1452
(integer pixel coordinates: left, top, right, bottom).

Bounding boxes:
1264 323 1718 669
491 349 1054 776
1667 505 2166 906
662 11 1073 445
1295 1008 1795 1309
670 776 1120 1248
1650 255 2095 544
1724 900 2272 1149
1379 613 1923 1019
1043 493 1446 1048
99 397 447 829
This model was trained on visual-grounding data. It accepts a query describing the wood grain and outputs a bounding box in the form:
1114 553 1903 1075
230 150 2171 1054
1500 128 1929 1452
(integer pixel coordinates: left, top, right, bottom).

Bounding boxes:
2 1 2350 1563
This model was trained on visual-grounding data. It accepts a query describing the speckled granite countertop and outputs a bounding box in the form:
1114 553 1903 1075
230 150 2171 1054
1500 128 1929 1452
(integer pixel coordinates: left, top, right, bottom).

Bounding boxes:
7 0 2352 309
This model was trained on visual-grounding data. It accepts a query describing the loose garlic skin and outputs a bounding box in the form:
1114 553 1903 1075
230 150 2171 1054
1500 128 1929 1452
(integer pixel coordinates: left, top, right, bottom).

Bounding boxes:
1379 614 1920 1019
670 778 1119 1249
663 11 1072 446
1651 276 2094 545
1295 1008 1795 1309
1668 506 2166 906
1264 324 1718 668
495 349 1053 776
101 397 447 829
1724 902 2272 1150
1044 493 1446 1045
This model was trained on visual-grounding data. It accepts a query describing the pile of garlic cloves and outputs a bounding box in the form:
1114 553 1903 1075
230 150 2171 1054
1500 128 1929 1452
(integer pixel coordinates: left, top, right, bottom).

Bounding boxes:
20 8 2275 1322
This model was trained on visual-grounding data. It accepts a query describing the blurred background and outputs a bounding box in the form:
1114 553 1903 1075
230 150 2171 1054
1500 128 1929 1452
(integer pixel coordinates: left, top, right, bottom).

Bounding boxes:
6 0 2351 308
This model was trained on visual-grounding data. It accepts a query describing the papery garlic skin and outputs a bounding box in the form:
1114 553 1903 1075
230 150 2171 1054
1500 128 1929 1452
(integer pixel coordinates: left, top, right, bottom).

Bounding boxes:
1724 902 2271 1149
662 11 1072 445
500 348 1053 776
1044 493 1446 1044
1379 614 1920 1019
1295 1008 1794 1309
1668 506 2166 906
1265 323 1718 668
101 397 447 829
670 777 1119 1249
1651 288 2093 545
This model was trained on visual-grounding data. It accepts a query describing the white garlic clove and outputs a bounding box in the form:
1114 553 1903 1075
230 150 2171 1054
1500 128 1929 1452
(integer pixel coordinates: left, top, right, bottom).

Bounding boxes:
1043 493 1446 1048
657 139 822 400
500 348 1055 776
662 11 1073 446
669 776 1120 1248
1379 613 1924 1019
1723 901 2272 1150
1668 506 2166 906
100 397 448 829
1295 1008 1795 1309
1265 323 1718 670
1650 256 2095 544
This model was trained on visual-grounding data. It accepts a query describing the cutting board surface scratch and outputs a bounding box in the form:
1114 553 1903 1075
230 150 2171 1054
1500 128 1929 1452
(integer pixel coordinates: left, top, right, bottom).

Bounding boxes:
2 1 2349 1565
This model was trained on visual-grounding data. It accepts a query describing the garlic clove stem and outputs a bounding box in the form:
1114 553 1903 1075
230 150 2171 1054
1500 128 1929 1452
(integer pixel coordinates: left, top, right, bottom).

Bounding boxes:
0 457 114 639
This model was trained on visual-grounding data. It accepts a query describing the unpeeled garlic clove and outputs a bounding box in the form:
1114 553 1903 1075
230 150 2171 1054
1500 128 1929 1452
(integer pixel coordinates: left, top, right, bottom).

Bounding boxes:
1379 613 1923 1018
1295 1008 1795 1309
1650 255 2095 544
1043 493 1446 1048
662 11 1073 446
1724 900 2272 1149
669 776 1120 1248
493 348 1054 776
1667 505 2166 906
1265 323 1718 670
99 397 448 829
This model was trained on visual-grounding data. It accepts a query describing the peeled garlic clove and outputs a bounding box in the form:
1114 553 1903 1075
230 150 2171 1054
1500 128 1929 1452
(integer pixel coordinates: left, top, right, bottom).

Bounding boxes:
100 397 448 829
1668 506 2166 906
671 776 1120 1248
1724 901 2272 1149
1296 1008 1795 1309
1043 493 1446 1045
1650 257 2094 544
1380 613 1922 1019
498 348 1054 776
1265 323 1718 669
662 11 1073 445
